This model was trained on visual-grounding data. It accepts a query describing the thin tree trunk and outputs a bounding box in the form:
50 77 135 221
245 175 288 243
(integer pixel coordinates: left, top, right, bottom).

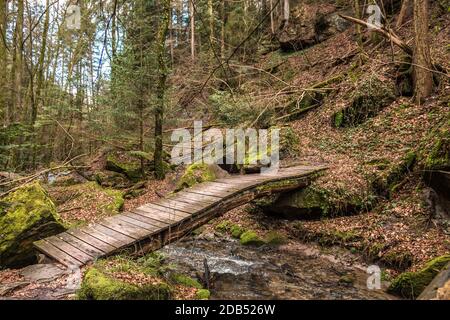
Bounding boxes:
10 0 24 123
413 0 433 104
270 0 274 34
0 0 7 126
396 0 411 29
154 0 170 180
208 0 214 50
283 0 289 24
221 0 226 62
190 0 195 60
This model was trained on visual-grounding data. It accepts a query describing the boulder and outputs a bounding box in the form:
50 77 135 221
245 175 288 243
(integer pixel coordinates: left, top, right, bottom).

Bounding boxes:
388 254 450 299
277 3 351 51
0 182 66 268
175 163 229 192
333 76 396 128
77 267 172 300
266 187 328 219
106 151 142 182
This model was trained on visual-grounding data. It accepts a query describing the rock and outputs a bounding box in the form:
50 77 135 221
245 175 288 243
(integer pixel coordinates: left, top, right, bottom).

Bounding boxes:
20 263 67 283
240 230 265 246
277 3 351 51
388 254 450 299
0 182 66 268
175 163 228 191
106 151 142 182
266 187 328 219
333 76 396 128
94 170 132 189
77 267 172 300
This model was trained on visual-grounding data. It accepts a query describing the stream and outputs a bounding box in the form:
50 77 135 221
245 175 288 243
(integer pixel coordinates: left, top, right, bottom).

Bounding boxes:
160 234 396 300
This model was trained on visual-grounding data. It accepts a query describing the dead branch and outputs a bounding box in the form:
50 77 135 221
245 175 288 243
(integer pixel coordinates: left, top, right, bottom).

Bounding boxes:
339 14 413 56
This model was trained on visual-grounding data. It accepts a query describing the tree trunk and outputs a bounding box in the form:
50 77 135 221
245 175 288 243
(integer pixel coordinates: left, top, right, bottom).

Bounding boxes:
154 0 171 180
10 0 24 123
396 0 411 28
208 0 214 50
0 0 7 126
221 0 227 62
270 0 275 34
190 0 195 60
283 0 289 24
34 0 50 126
413 0 433 104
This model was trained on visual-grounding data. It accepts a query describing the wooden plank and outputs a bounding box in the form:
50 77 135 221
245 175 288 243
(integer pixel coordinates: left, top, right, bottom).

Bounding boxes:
139 203 190 219
115 215 160 233
184 188 236 198
189 181 241 191
46 236 93 264
87 224 135 246
131 207 180 225
175 191 219 204
100 217 150 240
57 232 106 258
124 211 171 229
155 198 206 213
67 229 116 253
176 190 222 200
35 240 82 267
142 202 194 217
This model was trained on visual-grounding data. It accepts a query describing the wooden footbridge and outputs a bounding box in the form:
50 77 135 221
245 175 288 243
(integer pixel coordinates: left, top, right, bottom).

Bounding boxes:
34 165 326 267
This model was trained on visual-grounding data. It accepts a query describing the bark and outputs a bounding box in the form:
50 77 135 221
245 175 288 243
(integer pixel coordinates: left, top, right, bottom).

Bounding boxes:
0 0 7 125
412 0 433 104
283 0 289 24
154 0 170 180
396 0 411 28
190 0 195 60
10 0 24 123
270 0 274 34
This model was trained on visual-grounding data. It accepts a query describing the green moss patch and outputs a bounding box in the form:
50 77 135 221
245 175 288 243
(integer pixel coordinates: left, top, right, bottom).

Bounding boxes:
240 230 265 246
388 254 450 299
196 289 211 300
106 151 142 182
170 274 202 289
77 267 172 300
175 163 217 191
0 181 66 268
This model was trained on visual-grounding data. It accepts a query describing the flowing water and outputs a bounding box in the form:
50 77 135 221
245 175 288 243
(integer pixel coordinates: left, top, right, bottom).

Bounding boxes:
160 235 396 300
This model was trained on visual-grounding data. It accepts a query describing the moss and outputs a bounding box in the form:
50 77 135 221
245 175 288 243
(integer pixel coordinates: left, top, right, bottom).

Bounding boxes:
339 274 355 285
106 152 142 182
240 230 265 246
230 225 244 238
175 163 217 191
265 231 287 245
196 289 211 300
77 267 172 300
104 188 125 214
334 111 344 128
171 274 202 289
372 150 416 198
388 254 450 299
332 76 395 128
380 249 413 271
215 220 232 233
0 181 66 268
425 135 449 170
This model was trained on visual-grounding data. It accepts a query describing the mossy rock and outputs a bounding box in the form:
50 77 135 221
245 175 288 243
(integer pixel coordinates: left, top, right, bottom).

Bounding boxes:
371 151 416 198
94 170 132 189
266 187 330 219
170 274 202 289
0 181 66 268
388 254 450 299
332 76 395 128
380 249 413 271
175 163 219 192
265 231 287 245
196 289 211 300
77 267 172 300
240 230 265 246
230 225 245 238
424 125 449 170
106 151 142 182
